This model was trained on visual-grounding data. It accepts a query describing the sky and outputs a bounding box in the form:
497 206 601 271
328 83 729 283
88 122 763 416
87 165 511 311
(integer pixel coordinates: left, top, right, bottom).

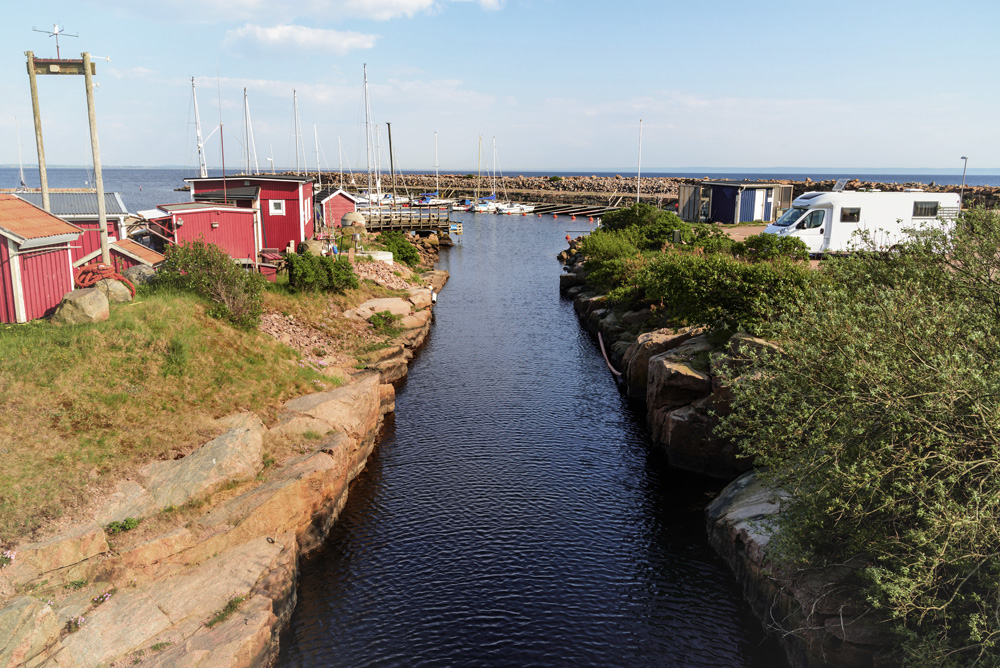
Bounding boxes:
0 0 997 173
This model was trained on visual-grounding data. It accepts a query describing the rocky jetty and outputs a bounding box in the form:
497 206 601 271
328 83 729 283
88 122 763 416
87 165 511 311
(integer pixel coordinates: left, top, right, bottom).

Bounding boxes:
304 171 1000 209
0 270 448 668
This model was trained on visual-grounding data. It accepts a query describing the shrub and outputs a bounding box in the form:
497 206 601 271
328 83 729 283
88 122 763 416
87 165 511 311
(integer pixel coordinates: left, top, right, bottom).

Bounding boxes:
719 208 1000 667
549 175 563 182
155 240 265 329
323 256 359 293
105 517 140 535
635 250 814 334
377 231 421 268
286 249 328 292
368 310 401 334
730 233 809 262
286 250 358 294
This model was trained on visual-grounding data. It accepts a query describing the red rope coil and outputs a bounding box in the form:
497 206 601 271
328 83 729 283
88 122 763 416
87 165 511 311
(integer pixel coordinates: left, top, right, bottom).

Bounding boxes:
74 264 136 298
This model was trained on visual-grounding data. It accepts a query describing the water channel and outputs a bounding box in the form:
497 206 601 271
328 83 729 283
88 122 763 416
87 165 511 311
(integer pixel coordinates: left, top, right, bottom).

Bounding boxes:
277 212 786 667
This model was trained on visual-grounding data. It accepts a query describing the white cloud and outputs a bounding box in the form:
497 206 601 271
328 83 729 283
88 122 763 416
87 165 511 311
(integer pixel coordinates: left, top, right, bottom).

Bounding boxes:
97 0 502 22
224 24 378 54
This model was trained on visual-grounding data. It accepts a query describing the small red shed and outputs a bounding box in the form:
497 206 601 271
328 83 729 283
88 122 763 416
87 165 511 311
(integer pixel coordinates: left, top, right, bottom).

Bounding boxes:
149 202 258 265
185 175 315 252
0 194 82 323
319 189 360 233
8 189 129 267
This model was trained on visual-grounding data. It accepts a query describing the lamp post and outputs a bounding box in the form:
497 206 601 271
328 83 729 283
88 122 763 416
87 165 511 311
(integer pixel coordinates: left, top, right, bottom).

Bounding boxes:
959 156 968 210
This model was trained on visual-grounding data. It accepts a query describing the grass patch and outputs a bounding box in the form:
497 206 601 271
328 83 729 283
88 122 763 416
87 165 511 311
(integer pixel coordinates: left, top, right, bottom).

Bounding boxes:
0 292 329 545
105 518 140 535
64 580 88 590
150 642 173 652
205 593 247 628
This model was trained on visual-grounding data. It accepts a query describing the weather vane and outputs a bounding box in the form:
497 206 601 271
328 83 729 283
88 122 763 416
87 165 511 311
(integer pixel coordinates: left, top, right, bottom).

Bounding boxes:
32 24 78 60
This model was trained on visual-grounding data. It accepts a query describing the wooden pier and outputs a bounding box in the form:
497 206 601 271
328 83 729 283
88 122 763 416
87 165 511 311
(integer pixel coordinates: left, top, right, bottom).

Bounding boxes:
361 207 452 234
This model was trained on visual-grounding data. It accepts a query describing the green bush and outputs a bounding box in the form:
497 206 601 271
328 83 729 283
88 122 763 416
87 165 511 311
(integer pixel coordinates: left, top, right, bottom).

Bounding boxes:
155 240 265 329
730 232 809 261
635 250 814 334
719 209 1000 667
368 310 401 335
286 249 358 294
376 232 421 268
323 256 359 292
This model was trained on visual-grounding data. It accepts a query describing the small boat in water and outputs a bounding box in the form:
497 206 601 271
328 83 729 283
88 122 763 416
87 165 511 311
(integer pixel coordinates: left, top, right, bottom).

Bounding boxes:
451 198 473 212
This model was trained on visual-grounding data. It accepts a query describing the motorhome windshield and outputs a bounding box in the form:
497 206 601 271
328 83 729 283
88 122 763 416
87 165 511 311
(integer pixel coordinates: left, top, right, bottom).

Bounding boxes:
774 207 807 227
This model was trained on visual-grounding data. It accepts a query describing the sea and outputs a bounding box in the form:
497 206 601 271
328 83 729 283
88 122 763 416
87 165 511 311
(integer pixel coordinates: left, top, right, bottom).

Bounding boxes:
1 167 996 215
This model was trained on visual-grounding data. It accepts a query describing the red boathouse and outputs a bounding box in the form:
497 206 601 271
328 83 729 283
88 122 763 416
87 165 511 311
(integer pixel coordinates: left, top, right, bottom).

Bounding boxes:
146 202 258 265
185 175 315 252
0 194 82 323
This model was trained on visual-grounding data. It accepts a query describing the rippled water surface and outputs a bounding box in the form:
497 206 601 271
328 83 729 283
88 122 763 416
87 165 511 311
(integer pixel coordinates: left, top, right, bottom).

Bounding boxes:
277 213 785 667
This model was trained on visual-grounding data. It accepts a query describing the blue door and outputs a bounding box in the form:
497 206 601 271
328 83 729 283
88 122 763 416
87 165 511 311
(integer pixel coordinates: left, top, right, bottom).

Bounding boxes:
739 189 756 223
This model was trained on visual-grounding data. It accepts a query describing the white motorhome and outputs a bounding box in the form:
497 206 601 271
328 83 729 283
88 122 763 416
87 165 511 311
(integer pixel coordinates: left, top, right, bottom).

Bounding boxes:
762 190 960 254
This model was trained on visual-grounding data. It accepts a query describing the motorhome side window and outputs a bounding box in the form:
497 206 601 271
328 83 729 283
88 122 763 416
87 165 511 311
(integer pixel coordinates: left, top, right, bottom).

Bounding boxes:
841 208 861 223
913 201 938 217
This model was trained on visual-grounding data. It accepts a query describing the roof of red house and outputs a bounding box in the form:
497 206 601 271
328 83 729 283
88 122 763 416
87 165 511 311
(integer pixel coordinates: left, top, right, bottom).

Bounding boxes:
0 193 82 242
113 239 165 265
158 202 255 213
184 174 314 185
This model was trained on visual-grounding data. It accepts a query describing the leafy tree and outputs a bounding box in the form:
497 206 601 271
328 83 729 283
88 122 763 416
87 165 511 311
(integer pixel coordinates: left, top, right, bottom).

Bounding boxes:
376 231 421 268
719 209 1000 667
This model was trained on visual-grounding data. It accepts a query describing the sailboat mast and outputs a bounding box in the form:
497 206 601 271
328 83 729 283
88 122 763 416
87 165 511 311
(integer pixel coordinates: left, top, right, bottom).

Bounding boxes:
243 88 250 174
364 64 373 199
293 89 301 175
314 125 321 189
387 122 396 208
338 136 344 189
434 131 439 195
244 88 260 174
475 135 482 199
492 136 497 196
192 77 207 178
636 118 643 204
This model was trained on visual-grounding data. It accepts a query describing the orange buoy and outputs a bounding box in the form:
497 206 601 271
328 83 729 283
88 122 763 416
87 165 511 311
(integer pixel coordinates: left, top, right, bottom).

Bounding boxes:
565 235 571 242
553 214 558 219
571 215 576 220
588 216 594 222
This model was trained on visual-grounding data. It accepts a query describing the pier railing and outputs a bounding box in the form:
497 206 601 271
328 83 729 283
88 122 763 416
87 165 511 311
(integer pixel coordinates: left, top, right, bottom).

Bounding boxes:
361 207 451 233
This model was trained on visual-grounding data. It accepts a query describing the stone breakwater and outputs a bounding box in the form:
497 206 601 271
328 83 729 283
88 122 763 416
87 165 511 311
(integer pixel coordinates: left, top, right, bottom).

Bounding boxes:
0 270 448 668
307 171 1000 208
558 245 893 668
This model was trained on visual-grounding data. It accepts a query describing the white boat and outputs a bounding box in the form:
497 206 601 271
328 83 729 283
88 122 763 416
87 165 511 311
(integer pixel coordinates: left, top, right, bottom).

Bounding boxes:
496 202 535 215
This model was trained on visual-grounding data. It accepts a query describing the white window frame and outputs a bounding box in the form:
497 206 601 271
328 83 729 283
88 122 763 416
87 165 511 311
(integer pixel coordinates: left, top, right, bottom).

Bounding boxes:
268 199 286 216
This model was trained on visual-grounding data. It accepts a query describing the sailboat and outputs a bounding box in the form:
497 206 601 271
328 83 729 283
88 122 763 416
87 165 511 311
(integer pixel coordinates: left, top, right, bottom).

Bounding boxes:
15 118 28 191
471 136 498 213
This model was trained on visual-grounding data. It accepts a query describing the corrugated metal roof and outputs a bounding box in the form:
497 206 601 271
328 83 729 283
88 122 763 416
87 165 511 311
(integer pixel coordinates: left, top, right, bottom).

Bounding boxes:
14 191 129 216
159 202 254 213
185 175 313 184
0 194 82 241
193 186 260 200
113 239 165 265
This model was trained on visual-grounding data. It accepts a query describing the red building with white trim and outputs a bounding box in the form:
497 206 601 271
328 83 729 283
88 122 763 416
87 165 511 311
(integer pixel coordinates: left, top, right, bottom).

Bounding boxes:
0 194 82 323
184 175 315 252
319 189 360 232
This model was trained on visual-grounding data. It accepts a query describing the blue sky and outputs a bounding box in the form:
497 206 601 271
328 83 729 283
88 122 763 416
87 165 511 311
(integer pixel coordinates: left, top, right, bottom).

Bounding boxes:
0 0 996 173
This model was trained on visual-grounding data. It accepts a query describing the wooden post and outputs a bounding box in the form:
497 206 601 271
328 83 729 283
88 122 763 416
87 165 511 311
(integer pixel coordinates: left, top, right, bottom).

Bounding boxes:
82 53 110 265
24 52 50 212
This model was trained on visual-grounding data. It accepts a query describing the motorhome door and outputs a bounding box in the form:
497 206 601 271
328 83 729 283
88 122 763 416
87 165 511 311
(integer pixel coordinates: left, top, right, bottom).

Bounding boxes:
794 209 827 253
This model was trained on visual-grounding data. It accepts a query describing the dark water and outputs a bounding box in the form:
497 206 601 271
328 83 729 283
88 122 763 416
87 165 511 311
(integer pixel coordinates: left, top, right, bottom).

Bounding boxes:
275 212 786 667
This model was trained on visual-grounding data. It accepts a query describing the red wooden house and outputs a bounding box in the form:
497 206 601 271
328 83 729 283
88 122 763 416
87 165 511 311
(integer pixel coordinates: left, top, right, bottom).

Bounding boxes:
184 175 315 252
146 202 258 266
0 194 82 323
319 189 360 232
9 189 129 267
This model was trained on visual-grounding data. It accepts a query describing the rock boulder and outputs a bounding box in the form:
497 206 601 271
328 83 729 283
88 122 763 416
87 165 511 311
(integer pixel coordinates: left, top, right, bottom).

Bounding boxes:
51 288 109 325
